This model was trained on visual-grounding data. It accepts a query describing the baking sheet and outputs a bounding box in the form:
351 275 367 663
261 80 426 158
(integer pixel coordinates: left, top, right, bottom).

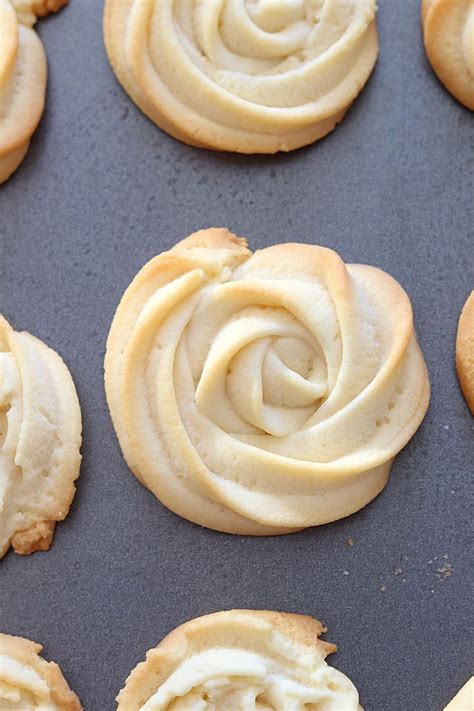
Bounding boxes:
1 1 472 708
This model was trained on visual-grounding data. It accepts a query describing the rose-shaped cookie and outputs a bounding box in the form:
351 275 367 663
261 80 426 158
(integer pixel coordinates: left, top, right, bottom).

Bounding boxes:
117 610 363 711
0 0 67 184
103 0 379 153
0 315 82 558
0 632 82 710
105 229 430 535
422 0 474 110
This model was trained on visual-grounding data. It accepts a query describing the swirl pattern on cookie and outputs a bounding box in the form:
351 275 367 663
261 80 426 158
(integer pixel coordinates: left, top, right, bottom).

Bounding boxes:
422 0 474 109
117 610 363 711
103 0 379 153
0 0 67 184
0 315 82 558
105 228 430 535
0 632 81 710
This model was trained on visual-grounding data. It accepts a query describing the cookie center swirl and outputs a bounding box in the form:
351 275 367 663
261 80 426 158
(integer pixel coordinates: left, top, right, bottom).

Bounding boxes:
194 308 329 437
202 0 312 70
160 0 369 108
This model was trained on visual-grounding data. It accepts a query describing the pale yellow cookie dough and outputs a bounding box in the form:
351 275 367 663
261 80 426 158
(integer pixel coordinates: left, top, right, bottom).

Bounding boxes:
0 0 67 184
117 610 364 711
0 632 82 710
105 228 430 535
422 0 474 109
0 315 82 558
104 0 379 154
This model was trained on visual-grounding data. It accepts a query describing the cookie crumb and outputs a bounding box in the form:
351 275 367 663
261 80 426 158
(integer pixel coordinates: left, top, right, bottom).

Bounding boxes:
343 570 350 576
380 585 386 592
347 538 354 547
436 559 453 580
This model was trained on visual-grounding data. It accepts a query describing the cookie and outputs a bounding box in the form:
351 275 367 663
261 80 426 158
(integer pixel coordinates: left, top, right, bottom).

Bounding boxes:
0 632 81 710
444 677 474 710
456 292 474 414
103 0 378 154
105 228 430 535
0 315 82 558
0 0 67 184
422 0 474 110
117 610 363 710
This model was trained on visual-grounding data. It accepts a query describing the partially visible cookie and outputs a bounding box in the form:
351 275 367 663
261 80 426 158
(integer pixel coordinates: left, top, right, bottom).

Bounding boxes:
116 610 363 710
0 0 68 184
0 632 81 710
422 0 474 109
104 0 379 154
456 292 474 414
444 677 474 710
0 315 82 558
11 0 67 24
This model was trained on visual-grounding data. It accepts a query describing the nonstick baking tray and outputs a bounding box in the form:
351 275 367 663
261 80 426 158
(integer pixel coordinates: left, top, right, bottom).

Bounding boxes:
1 1 472 709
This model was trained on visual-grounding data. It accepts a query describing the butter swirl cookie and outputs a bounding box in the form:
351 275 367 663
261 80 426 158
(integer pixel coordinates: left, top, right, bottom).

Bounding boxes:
0 632 81 710
103 0 379 153
0 315 82 558
422 0 474 109
117 610 363 711
0 0 67 184
105 228 430 535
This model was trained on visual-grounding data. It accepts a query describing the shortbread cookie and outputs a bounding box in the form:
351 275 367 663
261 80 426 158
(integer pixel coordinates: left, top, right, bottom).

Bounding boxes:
456 292 474 414
422 0 474 109
117 610 363 710
0 632 81 710
0 0 67 184
0 315 82 558
103 0 379 154
444 677 474 710
105 228 430 535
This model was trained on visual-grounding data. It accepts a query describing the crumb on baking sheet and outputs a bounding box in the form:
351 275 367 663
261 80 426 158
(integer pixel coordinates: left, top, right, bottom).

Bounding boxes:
435 558 453 580
427 555 454 581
